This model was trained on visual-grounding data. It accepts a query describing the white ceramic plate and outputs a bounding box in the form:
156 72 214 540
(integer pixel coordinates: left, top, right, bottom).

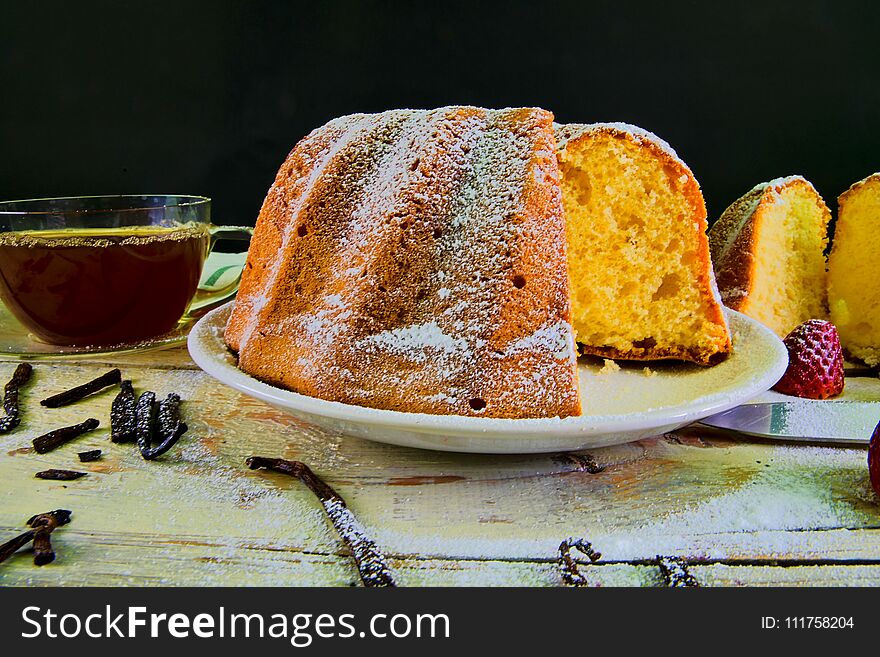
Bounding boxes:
188 303 788 454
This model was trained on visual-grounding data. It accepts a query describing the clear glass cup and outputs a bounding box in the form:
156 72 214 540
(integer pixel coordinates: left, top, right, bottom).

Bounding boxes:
0 195 250 347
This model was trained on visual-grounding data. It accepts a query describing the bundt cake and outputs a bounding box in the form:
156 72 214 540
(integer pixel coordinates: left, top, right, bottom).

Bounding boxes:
225 106 581 419
828 173 880 365
708 176 830 337
226 107 732 419
555 123 731 365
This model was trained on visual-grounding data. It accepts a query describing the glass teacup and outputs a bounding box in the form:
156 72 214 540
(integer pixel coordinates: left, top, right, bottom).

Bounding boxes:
0 195 250 347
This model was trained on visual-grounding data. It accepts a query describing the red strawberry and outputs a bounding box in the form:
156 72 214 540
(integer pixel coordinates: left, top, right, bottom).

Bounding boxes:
870 422 880 498
772 319 844 399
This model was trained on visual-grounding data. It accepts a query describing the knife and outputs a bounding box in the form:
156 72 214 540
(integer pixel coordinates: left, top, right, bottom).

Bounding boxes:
698 401 880 445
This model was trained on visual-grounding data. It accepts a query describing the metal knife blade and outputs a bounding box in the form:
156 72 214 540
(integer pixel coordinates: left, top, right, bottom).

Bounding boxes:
699 401 880 445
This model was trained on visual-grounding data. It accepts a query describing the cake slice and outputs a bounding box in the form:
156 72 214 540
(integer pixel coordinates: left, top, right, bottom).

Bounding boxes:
226 107 581 419
708 176 830 337
828 173 880 365
555 123 731 365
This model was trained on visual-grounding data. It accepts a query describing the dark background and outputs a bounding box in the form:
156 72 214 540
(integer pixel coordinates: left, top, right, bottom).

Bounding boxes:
1 0 877 226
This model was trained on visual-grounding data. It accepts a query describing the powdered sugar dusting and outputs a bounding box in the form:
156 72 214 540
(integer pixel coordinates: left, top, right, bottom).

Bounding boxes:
229 106 579 418
322 498 395 586
507 320 576 363
234 114 369 352
364 321 469 358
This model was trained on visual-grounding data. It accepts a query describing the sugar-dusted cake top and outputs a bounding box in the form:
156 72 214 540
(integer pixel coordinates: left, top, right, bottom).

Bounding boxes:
226 106 581 418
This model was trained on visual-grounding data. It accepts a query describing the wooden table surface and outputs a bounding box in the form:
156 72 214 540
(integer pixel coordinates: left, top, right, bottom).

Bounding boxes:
1 347 879 587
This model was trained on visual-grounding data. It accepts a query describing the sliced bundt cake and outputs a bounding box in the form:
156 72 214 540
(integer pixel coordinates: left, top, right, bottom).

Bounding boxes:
709 176 830 337
227 108 734 419
555 122 731 365
828 173 880 365
226 106 581 419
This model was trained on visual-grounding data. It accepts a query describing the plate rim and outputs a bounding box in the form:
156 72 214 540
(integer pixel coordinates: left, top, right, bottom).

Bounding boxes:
187 302 788 440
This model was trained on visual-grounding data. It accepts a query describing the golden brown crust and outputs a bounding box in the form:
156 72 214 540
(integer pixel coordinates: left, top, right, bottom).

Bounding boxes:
225 114 368 352
556 122 731 365
226 107 581 419
708 184 766 313
839 172 880 205
578 342 728 366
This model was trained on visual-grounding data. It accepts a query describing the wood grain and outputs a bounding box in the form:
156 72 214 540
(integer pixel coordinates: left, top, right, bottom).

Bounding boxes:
1 352 880 586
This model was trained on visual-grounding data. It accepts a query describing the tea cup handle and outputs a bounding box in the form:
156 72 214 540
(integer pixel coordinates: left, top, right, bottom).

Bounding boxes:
186 225 253 317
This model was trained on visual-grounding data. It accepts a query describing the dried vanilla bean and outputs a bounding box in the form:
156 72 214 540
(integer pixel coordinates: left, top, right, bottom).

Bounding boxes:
31 531 55 565
134 391 157 452
145 393 188 459
0 529 36 564
0 363 33 433
135 392 187 460
558 537 602 586
156 393 182 438
0 510 71 566
77 449 102 462
140 422 188 460
32 418 99 453
4 363 33 415
27 509 73 526
656 556 699 587
246 456 396 587
35 469 87 481
40 368 121 408
110 380 137 442
27 510 72 566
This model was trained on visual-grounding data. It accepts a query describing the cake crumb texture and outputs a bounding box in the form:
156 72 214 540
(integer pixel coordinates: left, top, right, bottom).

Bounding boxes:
828 173 880 365
556 122 731 365
599 358 620 374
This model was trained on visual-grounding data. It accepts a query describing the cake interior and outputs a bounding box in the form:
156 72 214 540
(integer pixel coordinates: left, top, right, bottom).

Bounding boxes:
558 132 726 361
746 183 828 337
828 176 880 364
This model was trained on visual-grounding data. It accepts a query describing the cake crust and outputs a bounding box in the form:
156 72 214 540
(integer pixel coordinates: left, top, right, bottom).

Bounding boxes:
707 183 766 312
